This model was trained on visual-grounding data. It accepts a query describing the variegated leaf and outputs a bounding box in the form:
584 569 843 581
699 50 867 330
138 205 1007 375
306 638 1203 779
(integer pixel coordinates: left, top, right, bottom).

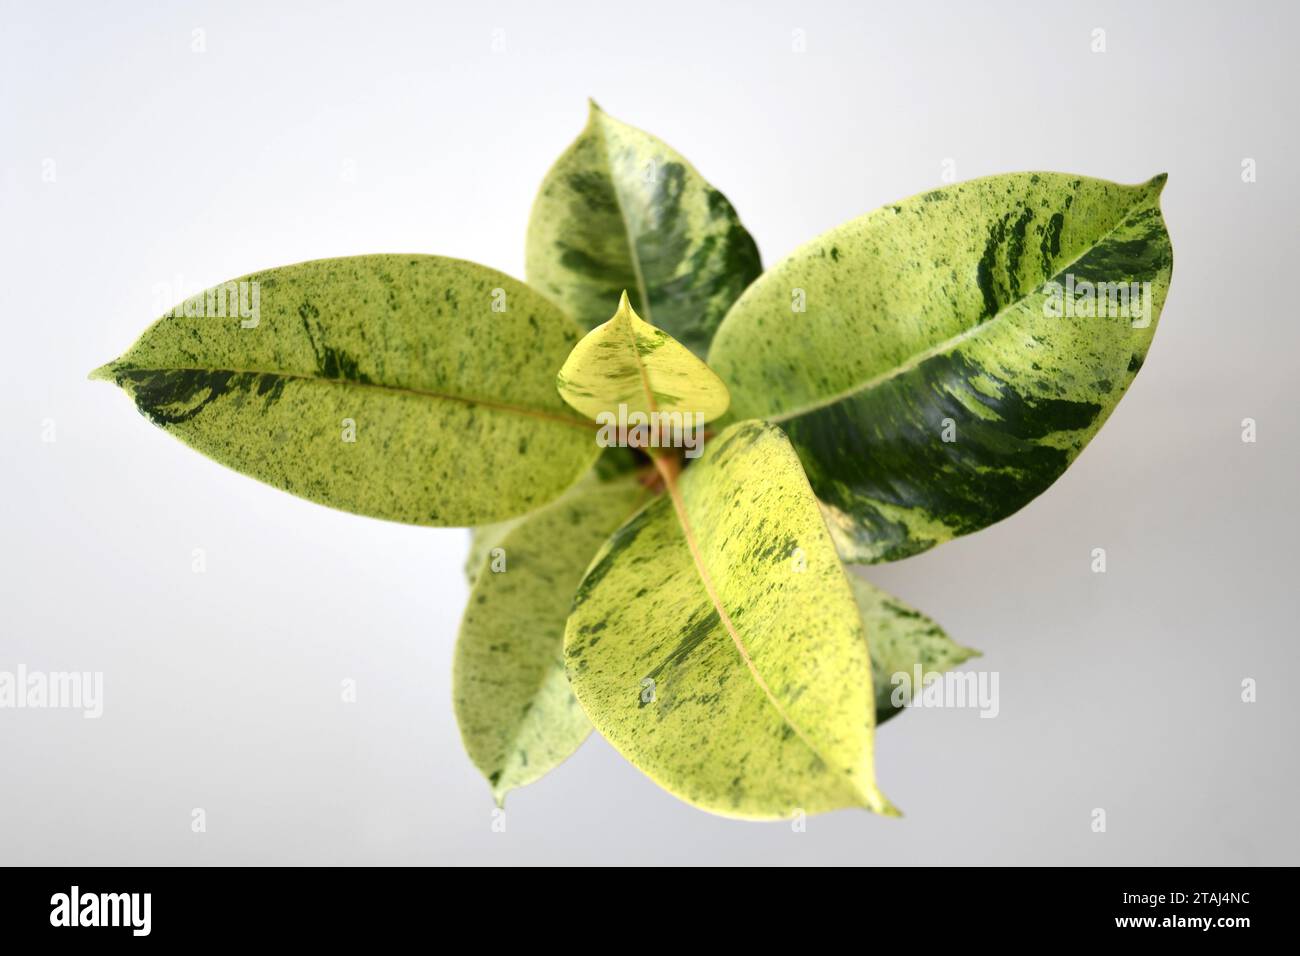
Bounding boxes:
556 292 730 422
92 255 597 526
456 470 651 804
464 519 518 591
849 575 979 725
709 173 1173 562
565 420 896 819
464 448 643 588
526 101 762 358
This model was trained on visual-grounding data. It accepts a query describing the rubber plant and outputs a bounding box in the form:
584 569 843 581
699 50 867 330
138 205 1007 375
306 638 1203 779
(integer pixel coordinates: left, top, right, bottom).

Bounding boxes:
91 102 1174 819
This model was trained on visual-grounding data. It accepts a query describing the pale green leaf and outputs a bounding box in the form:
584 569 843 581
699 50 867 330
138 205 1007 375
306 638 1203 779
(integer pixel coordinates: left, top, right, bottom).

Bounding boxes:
526 101 762 358
465 448 643 588
464 519 519 591
556 292 730 422
92 255 598 526
455 470 651 804
565 420 896 820
709 173 1173 562
849 575 979 725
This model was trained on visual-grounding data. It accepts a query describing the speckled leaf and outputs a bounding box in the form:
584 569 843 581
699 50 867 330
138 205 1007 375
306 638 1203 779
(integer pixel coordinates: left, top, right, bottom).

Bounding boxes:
526 101 762 358
464 447 644 588
709 173 1173 563
455 470 650 804
556 292 730 422
464 520 518 590
91 255 598 526
565 420 896 819
849 575 979 725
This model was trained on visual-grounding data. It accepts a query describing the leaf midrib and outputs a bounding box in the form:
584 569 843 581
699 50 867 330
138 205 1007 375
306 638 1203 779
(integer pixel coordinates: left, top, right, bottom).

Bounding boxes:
102 363 594 431
764 193 1159 425
591 114 654 326
652 460 874 808
612 264 871 803
618 306 659 416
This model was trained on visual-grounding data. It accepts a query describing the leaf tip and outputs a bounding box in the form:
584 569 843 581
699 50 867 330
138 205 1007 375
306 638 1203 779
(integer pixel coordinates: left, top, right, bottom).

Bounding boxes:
1146 172 1168 196
88 361 119 383
862 783 902 818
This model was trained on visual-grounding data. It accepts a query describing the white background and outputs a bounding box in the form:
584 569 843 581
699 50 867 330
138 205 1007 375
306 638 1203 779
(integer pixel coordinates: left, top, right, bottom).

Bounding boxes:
2 0 1296 864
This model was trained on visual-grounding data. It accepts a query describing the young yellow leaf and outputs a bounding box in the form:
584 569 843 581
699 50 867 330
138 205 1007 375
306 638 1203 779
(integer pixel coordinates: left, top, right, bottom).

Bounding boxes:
555 292 730 423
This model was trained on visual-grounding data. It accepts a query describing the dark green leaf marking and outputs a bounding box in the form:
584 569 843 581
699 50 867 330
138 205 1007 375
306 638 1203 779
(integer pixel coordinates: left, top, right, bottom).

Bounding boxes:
709 172 1173 562
526 102 761 358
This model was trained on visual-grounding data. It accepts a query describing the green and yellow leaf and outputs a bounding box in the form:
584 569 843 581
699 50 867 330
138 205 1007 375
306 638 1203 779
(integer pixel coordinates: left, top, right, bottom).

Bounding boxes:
556 292 730 422
465 448 643 588
456 470 651 805
709 173 1173 562
464 520 518 591
848 575 979 725
92 255 597 526
565 420 896 819
526 101 762 358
